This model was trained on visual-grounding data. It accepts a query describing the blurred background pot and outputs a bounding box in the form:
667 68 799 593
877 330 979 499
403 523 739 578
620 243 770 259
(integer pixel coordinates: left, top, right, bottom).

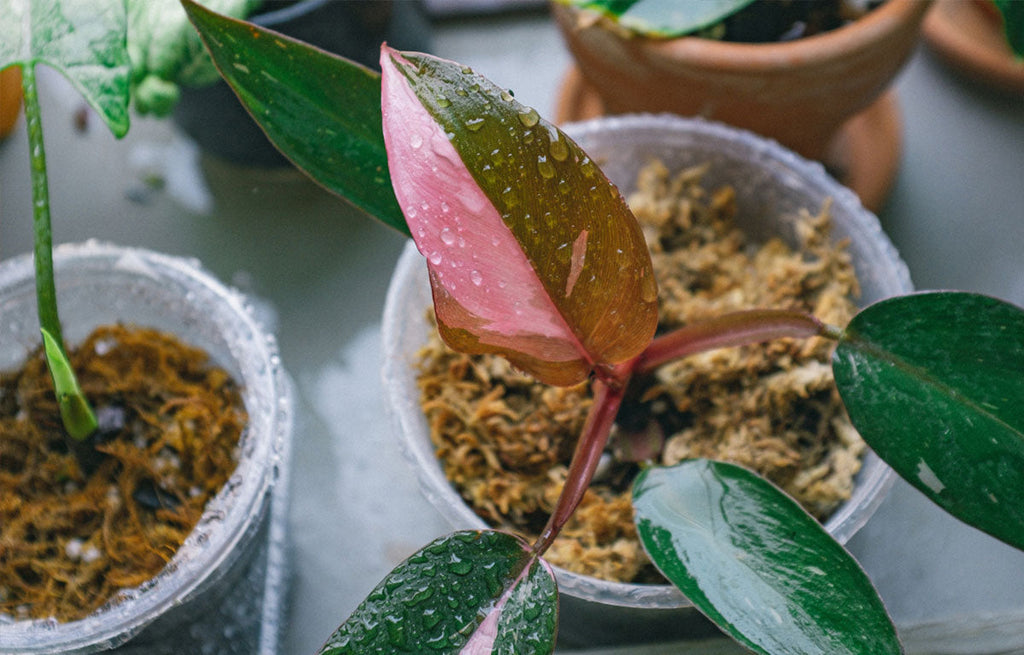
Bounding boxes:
552 0 932 212
0 242 293 655
382 114 913 648
922 0 1024 95
0 65 22 139
173 0 431 167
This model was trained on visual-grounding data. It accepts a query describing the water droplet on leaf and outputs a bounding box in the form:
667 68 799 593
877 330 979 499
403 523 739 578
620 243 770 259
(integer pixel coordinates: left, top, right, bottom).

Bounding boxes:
404 585 435 607
422 609 442 630
450 557 474 575
549 137 569 162
537 156 556 179
518 108 540 127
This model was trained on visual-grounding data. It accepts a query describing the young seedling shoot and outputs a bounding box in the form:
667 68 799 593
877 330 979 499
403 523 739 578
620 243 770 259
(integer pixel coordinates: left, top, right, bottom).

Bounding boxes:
2 0 137 445
184 2 1024 653
2 0 259 457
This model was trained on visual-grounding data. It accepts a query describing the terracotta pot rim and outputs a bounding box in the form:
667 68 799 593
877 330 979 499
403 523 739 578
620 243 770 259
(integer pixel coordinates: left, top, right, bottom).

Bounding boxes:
923 0 1024 93
558 0 933 70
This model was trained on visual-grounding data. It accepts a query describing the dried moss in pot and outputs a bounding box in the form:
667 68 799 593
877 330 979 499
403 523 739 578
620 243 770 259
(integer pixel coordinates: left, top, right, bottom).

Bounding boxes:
0 325 245 622
416 161 863 584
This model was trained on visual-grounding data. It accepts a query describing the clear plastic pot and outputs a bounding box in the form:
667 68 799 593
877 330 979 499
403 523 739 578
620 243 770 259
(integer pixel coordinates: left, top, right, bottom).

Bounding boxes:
381 114 913 648
0 242 293 655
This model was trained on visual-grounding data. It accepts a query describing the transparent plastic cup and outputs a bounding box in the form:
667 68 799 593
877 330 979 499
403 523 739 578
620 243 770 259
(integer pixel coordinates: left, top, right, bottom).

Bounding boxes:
0 242 293 655
381 114 914 647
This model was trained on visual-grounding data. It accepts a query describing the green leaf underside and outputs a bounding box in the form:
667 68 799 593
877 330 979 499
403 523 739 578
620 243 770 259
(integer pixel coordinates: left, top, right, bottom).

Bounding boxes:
634 461 899 655
181 0 408 235
561 0 755 38
319 531 557 655
0 0 130 137
834 291 1024 552
393 52 658 384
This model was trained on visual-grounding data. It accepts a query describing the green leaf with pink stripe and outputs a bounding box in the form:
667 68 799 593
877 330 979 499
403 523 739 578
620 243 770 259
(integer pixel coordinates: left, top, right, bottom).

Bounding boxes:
318 531 557 655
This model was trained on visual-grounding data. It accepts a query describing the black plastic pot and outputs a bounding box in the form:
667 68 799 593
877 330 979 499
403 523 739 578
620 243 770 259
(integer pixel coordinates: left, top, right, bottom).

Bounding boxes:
174 0 432 167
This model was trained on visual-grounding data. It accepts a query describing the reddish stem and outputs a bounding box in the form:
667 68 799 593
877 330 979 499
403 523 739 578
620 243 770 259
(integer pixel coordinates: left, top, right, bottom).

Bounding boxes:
532 375 628 557
531 309 837 557
635 309 832 375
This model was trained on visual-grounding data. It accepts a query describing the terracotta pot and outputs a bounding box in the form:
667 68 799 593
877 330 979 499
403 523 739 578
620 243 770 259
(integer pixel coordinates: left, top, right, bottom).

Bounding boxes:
923 0 1024 95
0 243 293 654
0 66 23 139
552 0 932 162
383 114 913 648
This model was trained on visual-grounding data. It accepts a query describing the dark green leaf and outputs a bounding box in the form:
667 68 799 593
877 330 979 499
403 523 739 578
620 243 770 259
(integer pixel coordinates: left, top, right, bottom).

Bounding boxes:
558 0 755 38
634 460 900 655
0 0 130 137
834 291 1024 551
181 0 408 235
319 531 557 655
993 0 1024 57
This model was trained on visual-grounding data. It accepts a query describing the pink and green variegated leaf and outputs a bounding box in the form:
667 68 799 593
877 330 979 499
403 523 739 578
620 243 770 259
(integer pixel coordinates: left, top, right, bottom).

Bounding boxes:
380 46 658 387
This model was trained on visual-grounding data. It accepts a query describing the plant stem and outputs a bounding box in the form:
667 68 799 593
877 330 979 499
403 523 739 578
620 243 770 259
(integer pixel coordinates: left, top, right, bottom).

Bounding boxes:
22 65 62 346
21 64 97 441
532 309 838 556
635 309 834 375
533 375 628 556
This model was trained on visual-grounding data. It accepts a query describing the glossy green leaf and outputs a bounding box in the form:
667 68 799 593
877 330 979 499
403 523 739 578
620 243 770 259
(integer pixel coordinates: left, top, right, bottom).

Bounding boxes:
558 0 755 38
182 0 408 235
382 49 658 386
319 531 557 655
0 0 130 137
834 291 1024 551
634 461 900 655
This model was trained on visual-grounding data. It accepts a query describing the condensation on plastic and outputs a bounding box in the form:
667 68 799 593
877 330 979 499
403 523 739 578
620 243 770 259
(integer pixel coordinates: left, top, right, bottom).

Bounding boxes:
0 242 293 655
381 114 914 646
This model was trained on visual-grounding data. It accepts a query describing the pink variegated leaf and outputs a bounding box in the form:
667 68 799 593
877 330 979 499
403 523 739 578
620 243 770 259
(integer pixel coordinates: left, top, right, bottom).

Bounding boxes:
380 46 657 386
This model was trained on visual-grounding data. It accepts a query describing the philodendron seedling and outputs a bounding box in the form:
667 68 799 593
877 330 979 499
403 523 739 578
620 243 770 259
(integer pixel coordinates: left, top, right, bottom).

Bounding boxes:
184 3 1024 653
1 0 134 444
1 0 257 452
